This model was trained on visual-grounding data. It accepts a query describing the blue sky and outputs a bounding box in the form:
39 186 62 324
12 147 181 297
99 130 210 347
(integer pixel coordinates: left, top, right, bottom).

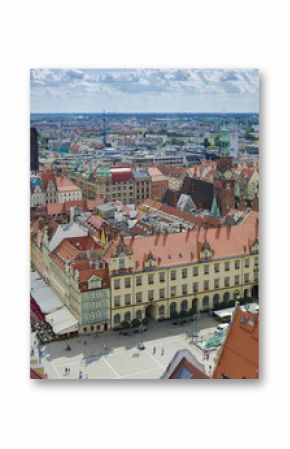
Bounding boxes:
30 68 259 113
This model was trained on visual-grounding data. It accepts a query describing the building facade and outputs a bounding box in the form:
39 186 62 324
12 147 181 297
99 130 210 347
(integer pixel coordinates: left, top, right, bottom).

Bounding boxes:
104 218 259 328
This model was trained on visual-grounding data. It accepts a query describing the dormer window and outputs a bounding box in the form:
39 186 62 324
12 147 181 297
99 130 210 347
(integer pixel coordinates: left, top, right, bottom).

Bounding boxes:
88 276 101 290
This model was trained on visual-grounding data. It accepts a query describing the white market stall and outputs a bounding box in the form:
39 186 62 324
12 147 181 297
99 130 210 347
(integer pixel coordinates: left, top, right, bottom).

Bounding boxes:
45 307 79 335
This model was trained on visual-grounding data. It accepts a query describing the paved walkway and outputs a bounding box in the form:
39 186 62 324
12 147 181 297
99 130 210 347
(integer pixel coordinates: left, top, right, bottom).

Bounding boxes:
40 316 218 380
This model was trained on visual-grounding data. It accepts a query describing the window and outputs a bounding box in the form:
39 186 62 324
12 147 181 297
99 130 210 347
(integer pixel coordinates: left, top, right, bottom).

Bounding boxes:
159 305 165 316
214 263 220 273
193 267 198 276
235 275 240 285
170 302 176 315
119 257 125 269
148 274 154 284
175 366 193 379
213 294 219 305
171 271 176 281
83 327 87 332
224 261 230 271
148 290 154 301
181 300 188 311
136 292 142 303
193 282 198 293
125 294 131 305
204 280 209 291
204 265 209 275
114 296 120 307
235 260 240 269
136 310 142 320
124 312 131 323
90 326 94 331
214 279 219 289
170 286 176 297
224 277 230 287
244 273 249 283
223 292 230 302
182 284 187 295
233 291 239 300
244 258 250 268
202 296 209 307
182 269 187 279
124 277 131 288
159 289 165 299
136 276 142 286
159 272 165 282
114 279 120 289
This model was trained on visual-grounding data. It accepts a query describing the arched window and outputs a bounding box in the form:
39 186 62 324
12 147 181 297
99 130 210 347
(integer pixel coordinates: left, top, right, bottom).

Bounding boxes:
213 294 219 305
223 292 230 302
202 296 209 307
170 302 176 314
159 305 165 316
181 300 188 311
233 291 239 300
114 314 120 324
136 310 142 320
124 311 131 323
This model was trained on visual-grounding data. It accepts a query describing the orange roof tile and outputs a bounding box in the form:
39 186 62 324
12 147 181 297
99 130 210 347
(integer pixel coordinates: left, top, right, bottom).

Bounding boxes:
56 176 81 192
213 308 259 379
104 217 259 270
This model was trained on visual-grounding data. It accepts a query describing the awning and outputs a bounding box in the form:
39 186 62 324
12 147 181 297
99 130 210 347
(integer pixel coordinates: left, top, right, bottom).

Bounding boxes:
31 286 63 314
45 307 78 335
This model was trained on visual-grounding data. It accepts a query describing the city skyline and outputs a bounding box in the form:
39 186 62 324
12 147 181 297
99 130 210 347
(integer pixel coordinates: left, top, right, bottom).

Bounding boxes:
30 68 259 114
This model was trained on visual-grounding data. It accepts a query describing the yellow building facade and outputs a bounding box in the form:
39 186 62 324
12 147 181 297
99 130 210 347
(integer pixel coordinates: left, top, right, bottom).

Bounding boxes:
105 222 259 328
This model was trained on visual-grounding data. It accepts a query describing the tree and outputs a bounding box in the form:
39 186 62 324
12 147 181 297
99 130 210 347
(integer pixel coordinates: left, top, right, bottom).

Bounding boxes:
131 319 141 328
120 320 130 329
203 137 210 148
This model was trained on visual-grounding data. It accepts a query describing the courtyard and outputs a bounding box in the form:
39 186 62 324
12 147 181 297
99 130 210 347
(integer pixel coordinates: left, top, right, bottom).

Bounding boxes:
39 316 219 379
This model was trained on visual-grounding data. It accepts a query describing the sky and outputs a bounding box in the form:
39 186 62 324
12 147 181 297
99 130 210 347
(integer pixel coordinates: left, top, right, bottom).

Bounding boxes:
30 68 259 113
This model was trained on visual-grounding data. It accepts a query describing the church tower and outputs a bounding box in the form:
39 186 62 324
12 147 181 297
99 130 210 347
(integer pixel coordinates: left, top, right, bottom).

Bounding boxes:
212 126 235 216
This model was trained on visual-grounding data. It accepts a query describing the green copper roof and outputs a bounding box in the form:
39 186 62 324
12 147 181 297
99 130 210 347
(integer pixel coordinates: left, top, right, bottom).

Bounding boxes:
210 194 221 217
218 126 230 157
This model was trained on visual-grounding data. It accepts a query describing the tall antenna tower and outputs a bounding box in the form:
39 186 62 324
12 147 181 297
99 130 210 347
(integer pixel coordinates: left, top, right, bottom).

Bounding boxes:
102 111 107 146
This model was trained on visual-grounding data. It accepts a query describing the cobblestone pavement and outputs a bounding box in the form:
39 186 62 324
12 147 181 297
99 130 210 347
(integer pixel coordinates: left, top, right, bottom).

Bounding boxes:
40 316 219 380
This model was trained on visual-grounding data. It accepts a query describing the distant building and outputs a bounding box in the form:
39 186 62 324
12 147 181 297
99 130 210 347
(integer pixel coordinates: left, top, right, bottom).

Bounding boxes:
30 127 39 171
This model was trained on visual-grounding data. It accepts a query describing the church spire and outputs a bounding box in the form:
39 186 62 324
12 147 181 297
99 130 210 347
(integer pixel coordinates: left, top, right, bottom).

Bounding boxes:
218 126 230 157
210 194 221 217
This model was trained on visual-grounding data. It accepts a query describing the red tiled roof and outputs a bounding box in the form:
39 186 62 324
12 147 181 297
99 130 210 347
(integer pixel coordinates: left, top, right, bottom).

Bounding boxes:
42 171 56 190
213 308 259 379
46 203 65 215
104 217 258 270
56 176 81 192
86 215 104 230
30 368 43 379
111 168 133 182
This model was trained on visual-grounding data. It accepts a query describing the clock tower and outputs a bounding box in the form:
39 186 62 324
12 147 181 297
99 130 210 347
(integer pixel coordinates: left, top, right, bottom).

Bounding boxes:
212 126 235 216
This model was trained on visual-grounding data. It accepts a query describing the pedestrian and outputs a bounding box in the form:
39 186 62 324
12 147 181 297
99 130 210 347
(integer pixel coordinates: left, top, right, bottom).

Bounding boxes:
83 340 87 346
161 347 164 356
79 371 83 380
152 346 156 355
